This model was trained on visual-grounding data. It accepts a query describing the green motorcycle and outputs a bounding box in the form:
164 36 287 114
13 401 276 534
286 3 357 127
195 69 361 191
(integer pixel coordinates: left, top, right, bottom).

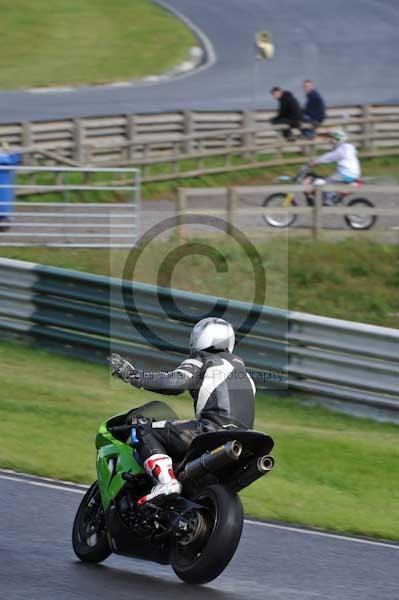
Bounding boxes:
72 400 274 585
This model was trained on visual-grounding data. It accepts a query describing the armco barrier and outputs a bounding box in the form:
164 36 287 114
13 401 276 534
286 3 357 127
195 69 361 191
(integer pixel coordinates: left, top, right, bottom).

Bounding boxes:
0 258 398 417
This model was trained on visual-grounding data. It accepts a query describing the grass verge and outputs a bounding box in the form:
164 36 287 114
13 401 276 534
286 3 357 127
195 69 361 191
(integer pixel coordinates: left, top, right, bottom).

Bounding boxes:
1 339 398 540
1 238 398 328
0 0 195 89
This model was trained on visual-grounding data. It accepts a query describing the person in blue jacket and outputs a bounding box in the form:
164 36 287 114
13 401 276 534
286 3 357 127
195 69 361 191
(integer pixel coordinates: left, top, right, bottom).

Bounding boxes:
0 148 20 232
302 80 326 138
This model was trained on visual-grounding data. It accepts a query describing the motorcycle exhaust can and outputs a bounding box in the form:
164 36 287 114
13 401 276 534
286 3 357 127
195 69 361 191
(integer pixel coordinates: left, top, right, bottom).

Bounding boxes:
229 454 275 493
179 440 242 482
258 455 275 472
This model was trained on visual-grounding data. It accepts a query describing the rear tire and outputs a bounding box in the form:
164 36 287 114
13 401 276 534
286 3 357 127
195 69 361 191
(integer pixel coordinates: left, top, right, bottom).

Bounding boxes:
171 484 243 585
345 197 377 230
262 193 298 228
72 481 111 563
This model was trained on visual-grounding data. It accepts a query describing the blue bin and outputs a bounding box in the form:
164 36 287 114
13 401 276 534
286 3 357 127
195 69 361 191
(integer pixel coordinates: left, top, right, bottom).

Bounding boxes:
0 152 21 221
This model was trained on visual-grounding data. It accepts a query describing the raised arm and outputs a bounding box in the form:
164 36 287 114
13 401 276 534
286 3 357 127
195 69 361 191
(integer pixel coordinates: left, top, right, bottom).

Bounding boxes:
108 354 203 396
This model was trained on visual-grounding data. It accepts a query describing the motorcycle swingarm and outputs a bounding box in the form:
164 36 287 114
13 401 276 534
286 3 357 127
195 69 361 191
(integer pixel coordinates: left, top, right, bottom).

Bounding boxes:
143 494 205 514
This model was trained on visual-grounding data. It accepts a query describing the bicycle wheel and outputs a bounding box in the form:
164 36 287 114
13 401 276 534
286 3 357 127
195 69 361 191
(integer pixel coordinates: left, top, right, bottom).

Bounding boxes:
345 197 377 230
262 193 298 228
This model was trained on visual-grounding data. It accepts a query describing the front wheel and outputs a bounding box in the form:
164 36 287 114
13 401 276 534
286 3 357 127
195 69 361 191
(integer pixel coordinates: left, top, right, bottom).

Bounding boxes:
345 197 377 230
72 481 111 563
262 193 298 228
171 484 243 585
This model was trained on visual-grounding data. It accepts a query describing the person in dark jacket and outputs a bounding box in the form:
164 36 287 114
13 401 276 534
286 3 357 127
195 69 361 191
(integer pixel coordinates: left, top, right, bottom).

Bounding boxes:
109 317 256 505
301 80 326 138
270 86 302 140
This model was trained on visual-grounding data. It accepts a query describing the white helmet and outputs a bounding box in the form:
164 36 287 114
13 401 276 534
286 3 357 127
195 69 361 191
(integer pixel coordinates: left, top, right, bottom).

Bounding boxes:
329 128 348 144
190 317 235 353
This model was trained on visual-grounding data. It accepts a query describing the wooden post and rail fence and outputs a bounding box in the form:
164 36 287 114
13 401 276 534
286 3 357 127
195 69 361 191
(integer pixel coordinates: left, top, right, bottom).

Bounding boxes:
0 104 398 186
2 177 398 245
175 184 399 242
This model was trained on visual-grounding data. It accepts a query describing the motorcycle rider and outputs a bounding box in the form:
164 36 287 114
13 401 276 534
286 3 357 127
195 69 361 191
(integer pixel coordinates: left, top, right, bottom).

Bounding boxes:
109 317 256 505
309 129 361 205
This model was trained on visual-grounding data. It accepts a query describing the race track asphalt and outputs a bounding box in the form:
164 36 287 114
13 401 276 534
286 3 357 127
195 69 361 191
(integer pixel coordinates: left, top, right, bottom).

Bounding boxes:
0 0 399 122
1 470 398 600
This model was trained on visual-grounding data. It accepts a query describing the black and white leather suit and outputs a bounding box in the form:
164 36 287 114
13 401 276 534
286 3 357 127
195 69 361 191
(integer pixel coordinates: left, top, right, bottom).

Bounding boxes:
130 350 256 461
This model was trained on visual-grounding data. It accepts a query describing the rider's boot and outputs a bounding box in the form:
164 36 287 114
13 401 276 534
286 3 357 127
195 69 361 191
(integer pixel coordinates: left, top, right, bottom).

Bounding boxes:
137 454 182 506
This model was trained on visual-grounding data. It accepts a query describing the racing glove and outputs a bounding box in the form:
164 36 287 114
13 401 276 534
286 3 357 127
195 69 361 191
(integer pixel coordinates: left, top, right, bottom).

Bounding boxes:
108 353 136 382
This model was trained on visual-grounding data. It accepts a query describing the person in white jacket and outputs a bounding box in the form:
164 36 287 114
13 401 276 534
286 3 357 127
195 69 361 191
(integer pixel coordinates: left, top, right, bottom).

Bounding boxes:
310 129 361 205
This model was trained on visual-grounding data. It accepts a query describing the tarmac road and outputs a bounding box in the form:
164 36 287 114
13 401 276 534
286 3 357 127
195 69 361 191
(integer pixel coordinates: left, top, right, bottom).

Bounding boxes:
2 189 399 245
1 0 399 122
1 470 398 600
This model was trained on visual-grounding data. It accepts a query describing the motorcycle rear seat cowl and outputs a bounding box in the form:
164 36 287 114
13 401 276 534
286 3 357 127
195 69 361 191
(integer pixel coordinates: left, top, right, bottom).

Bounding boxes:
184 430 274 463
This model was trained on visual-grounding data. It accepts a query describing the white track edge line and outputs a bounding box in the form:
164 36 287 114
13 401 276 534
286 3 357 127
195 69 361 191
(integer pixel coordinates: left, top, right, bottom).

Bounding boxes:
244 519 399 550
1 470 398 550
152 0 216 70
0 473 85 494
0 468 88 487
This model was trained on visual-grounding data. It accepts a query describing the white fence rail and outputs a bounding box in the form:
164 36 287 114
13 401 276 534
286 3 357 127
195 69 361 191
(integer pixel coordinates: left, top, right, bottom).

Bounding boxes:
0 166 141 248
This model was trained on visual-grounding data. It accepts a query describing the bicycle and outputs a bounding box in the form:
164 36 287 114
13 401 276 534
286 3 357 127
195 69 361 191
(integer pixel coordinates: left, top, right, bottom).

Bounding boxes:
262 165 377 230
